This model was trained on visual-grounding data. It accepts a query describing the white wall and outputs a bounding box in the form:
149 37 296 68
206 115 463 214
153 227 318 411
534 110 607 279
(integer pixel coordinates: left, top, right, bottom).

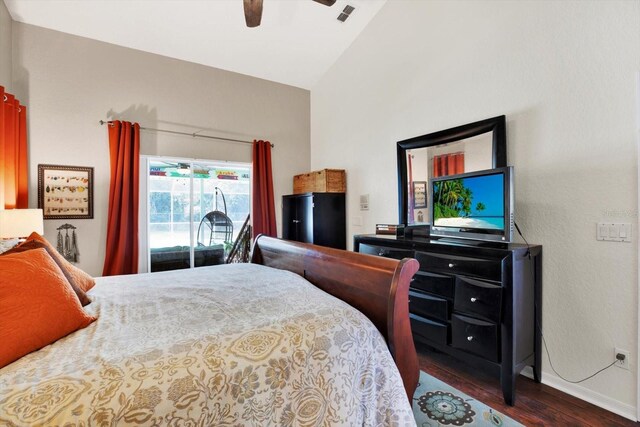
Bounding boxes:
312 0 640 418
12 23 310 276
0 0 11 90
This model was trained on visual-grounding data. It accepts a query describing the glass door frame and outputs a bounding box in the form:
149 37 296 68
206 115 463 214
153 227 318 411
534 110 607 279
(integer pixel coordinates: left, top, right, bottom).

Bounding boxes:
139 155 251 273
140 155 195 273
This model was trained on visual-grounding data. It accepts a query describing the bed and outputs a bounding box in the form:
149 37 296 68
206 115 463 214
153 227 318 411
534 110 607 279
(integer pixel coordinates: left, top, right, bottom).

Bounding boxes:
0 236 419 426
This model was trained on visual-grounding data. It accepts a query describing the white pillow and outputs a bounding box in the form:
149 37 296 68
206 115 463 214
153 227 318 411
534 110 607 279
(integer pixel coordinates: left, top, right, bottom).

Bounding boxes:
0 239 20 254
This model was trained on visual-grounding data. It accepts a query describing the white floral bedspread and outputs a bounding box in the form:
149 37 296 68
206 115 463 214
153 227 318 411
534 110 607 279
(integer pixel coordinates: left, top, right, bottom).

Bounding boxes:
0 263 415 426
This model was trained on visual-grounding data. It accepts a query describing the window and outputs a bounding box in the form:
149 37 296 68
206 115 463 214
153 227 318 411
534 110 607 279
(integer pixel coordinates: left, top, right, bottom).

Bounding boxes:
146 158 250 272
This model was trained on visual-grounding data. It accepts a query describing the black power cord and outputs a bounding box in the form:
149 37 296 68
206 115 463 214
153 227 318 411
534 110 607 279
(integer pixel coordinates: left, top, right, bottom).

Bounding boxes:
538 316 619 384
516 221 621 383
513 221 531 259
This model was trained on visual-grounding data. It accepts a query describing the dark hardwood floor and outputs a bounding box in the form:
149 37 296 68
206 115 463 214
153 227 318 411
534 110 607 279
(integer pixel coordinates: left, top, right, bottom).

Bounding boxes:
416 343 639 426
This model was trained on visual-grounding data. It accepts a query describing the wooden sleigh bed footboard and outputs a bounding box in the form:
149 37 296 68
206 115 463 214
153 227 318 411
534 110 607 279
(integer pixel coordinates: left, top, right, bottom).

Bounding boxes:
251 235 420 400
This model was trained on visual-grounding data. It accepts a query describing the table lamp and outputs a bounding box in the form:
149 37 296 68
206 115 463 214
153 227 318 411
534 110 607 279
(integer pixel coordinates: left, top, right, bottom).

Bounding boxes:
0 209 44 240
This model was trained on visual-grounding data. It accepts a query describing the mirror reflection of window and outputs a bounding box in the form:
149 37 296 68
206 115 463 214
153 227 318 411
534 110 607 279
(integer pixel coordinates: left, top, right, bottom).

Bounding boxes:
405 133 493 225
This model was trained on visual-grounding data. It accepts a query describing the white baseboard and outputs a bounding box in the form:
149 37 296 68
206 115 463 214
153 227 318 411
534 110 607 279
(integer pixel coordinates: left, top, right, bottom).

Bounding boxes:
520 367 637 422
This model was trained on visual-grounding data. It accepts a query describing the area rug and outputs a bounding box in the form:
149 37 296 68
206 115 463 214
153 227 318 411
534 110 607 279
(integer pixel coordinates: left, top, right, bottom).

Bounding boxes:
413 371 523 426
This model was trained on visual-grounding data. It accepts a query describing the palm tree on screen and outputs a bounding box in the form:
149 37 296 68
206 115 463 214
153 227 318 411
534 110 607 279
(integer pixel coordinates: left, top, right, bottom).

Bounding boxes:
434 179 474 218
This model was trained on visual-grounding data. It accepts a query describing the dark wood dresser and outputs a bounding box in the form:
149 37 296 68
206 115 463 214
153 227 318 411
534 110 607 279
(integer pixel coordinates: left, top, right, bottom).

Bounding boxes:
354 234 542 405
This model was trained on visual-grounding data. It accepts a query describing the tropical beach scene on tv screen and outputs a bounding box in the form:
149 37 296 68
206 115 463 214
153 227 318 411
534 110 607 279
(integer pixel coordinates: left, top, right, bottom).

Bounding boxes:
433 173 504 230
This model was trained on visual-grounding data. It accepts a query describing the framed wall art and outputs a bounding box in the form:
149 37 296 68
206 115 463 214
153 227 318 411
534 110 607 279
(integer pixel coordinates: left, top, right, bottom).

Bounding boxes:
413 181 427 209
38 164 94 220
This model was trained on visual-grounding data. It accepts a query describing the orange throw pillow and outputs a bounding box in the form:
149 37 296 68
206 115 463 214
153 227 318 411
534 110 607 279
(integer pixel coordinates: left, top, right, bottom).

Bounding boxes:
2 240 92 306
23 232 96 292
0 248 96 369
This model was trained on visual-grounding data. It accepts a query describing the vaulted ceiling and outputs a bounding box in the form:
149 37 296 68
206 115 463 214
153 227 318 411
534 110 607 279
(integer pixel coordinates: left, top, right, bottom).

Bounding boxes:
4 0 387 89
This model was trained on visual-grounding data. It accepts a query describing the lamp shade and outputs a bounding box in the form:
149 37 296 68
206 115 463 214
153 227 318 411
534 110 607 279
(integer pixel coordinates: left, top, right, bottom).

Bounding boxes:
0 209 44 238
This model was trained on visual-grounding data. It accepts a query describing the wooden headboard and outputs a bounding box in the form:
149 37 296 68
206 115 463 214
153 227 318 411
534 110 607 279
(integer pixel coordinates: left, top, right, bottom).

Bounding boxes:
251 235 419 400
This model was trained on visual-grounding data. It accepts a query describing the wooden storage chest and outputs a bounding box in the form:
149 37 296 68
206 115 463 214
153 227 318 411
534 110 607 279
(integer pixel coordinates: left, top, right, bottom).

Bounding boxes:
293 169 345 194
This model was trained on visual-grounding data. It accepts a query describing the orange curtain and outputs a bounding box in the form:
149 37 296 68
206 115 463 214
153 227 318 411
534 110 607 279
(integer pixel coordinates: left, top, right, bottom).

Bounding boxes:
252 139 277 238
433 155 440 178
454 153 464 174
433 152 465 177
0 86 28 209
103 121 140 276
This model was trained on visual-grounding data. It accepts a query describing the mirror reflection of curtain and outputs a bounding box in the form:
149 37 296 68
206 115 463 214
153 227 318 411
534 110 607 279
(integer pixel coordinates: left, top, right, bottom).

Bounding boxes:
433 152 464 177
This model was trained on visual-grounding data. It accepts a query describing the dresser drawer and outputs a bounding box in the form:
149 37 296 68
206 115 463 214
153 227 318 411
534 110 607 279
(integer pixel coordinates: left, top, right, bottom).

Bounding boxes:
410 314 448 345
451 314 499 362
411 271 455 299
415 251 502 281
454 276 502 322
359 243 413 260
409 290 449 322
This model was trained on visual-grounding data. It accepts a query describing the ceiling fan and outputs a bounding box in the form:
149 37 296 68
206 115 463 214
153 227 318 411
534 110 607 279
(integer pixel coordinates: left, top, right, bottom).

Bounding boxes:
243 0 337 28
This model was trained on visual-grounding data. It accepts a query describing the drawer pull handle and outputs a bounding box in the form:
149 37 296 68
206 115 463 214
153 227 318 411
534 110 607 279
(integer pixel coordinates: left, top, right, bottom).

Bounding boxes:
467 336 474 341
448 263 455 268
470 297 478 303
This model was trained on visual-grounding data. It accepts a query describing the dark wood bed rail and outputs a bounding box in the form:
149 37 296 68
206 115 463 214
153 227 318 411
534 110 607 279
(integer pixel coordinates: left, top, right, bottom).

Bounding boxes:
251 235 419 400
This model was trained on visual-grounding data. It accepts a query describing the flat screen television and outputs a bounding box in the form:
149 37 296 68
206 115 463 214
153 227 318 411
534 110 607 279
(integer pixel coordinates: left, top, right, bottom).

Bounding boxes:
430 166 513 243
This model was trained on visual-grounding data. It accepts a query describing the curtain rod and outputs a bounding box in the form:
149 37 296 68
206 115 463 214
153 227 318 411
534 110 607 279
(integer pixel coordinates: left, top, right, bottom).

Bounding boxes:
98 120 273 147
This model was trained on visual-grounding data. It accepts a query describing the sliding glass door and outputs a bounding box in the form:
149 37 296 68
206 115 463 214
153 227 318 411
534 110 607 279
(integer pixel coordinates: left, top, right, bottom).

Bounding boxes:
145 157 250 273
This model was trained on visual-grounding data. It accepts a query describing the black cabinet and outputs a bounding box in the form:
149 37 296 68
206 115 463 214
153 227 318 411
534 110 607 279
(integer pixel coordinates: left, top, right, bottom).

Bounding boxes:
354 234 542 406
283 193 346 249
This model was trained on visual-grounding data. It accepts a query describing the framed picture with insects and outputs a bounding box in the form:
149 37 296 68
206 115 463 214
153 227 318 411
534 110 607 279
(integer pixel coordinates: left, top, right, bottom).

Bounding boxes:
412 181 427 209
38 164 94 219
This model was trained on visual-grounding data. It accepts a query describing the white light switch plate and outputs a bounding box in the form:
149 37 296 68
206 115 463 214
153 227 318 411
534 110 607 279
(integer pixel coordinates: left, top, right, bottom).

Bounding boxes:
597 223 632 242
360 194 369 211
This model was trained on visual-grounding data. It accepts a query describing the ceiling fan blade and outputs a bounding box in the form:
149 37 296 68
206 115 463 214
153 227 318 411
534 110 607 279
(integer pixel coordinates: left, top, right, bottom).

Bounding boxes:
312 0 337 6
243 0 263 27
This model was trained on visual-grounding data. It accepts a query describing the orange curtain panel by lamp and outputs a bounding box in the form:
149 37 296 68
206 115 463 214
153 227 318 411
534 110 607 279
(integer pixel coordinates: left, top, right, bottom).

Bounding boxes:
252 139 277 238
433 152 465 178
0 86 28 209
103 121 140 276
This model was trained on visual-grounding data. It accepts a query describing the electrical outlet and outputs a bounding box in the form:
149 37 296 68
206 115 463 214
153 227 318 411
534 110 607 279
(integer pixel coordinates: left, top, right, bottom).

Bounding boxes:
615 348 630 370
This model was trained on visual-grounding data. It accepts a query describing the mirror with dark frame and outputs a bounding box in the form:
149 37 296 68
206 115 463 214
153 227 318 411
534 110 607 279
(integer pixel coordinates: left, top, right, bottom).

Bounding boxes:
397 115 507 226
